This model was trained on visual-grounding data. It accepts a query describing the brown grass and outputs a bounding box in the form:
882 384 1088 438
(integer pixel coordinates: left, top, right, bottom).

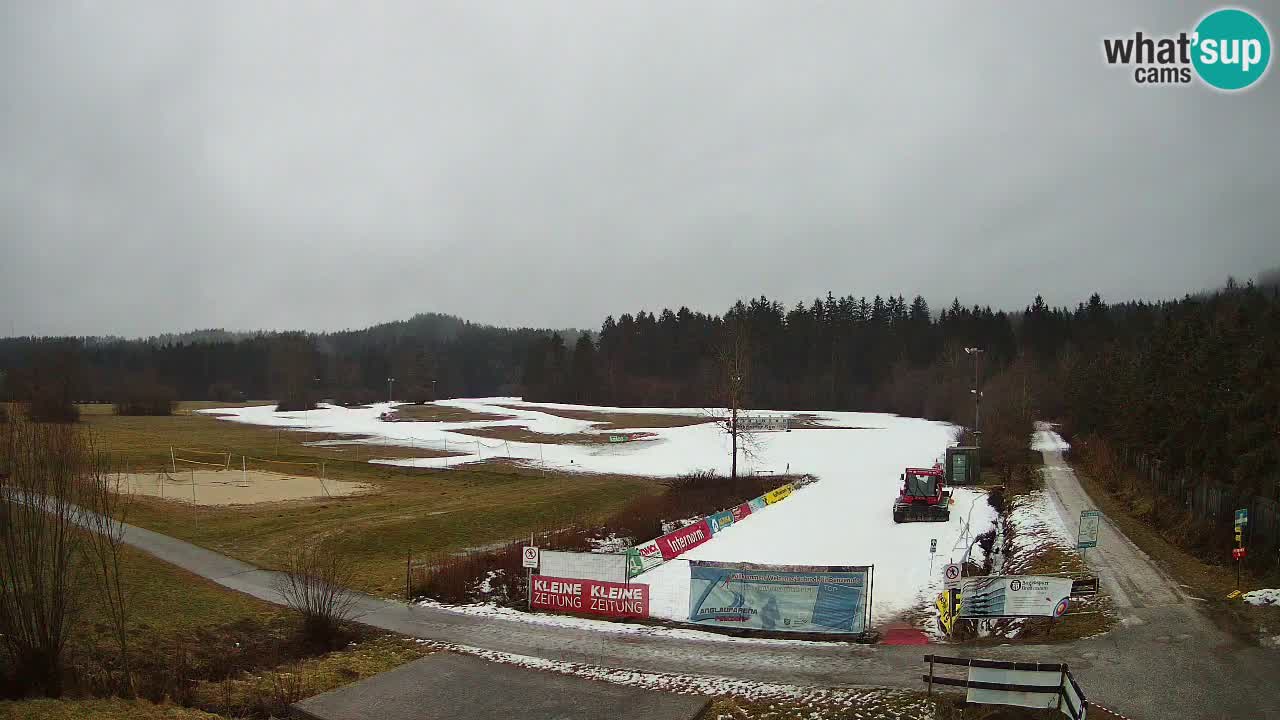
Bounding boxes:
387 404 516 423
449 425 655 446
494 404 711 430
78 409 659 597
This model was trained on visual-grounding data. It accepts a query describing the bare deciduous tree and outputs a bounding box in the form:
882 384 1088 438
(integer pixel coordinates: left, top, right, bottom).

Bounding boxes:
274 541 358 643
80 440 135 696
706 317 760 479
0 416 133 697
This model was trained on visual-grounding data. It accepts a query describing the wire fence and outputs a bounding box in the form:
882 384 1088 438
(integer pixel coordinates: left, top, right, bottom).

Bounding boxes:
1119 447 1280 567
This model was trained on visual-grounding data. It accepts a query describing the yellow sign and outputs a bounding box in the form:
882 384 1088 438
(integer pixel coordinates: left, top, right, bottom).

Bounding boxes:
1227 590 1242 600
936 589 960 635
764 484 794 505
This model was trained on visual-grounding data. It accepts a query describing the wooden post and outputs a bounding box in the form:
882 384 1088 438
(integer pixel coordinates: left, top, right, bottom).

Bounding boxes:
927 655 934 696
1056 666 1067 713
170 446 177 475
406 549 412 601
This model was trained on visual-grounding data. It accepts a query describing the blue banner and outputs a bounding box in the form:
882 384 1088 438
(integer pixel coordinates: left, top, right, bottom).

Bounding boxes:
708 510 735 533
748 496 768 512
688 562 870 634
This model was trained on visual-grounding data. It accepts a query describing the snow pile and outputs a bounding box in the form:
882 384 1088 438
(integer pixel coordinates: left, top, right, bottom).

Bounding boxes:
1243 589 1280 607
1003 490 1074 571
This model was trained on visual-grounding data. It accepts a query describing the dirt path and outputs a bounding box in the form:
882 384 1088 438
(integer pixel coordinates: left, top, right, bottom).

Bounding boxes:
1035 423 1185 610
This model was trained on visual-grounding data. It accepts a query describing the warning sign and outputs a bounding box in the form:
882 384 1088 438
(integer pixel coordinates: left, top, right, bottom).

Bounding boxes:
943 563 962 589
522 546 539 569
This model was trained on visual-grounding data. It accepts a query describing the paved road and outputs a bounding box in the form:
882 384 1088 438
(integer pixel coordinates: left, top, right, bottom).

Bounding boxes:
115 439 1280 720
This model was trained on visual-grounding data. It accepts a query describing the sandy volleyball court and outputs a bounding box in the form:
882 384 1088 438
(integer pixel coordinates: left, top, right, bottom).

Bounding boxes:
122 469 373 505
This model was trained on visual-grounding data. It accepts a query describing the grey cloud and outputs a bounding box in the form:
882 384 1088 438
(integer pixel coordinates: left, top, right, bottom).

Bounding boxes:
2 1 1276 337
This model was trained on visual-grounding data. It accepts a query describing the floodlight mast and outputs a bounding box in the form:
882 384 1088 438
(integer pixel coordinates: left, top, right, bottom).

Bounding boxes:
963 348 983 447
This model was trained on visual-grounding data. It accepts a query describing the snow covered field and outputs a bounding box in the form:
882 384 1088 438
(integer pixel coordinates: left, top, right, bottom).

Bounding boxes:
203 398 995 623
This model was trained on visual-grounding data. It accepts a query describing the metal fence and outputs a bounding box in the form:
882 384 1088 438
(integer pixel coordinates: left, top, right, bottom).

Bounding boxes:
1121 448 1280 562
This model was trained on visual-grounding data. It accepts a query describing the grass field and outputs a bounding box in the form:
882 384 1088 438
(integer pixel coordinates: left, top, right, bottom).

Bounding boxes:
81 406 660 597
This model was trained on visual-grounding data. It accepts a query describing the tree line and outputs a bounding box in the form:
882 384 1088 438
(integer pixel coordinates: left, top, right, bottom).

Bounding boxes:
523 279 1280 499
0 313 577 418
2 277 1277 500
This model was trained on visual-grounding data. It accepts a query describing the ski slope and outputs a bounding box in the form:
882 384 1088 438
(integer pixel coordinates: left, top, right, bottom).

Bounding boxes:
203 398 995 620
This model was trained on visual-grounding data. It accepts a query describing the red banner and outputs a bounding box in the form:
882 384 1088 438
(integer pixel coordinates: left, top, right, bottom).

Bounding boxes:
656 518 712 560
730 502 753 523
530 576 649 618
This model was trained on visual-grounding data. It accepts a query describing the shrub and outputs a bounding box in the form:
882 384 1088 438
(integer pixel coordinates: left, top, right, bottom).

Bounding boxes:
275 542 357 645
207 382 244 403
113 379 177 416
25 393 79 423
275 393 318 412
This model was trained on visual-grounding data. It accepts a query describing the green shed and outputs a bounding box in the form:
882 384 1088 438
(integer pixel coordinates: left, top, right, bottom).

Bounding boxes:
946 445 980 486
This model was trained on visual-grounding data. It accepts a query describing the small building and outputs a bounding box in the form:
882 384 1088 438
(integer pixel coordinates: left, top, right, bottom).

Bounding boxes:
946 445 980 486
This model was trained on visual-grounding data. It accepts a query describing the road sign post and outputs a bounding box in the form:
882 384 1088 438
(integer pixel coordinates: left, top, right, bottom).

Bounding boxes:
929 538 937 573
1233 509 1248 590
1077 510 1100 563
523 541 538 610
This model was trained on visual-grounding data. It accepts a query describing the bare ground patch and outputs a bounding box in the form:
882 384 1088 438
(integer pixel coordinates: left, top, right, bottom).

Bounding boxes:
385 404 517 423
450 425 657 445
122 469 374 506
494 404 711 430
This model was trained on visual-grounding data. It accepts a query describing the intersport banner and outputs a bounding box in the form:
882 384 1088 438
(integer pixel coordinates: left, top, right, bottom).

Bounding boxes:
530 576 649 618
708 510 735 533
656 518 712 560
688 561 870 634
626 539 664 578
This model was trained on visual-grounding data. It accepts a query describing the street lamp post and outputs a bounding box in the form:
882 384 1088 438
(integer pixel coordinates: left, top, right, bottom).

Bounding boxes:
387 377 395 405
431 379 438 401
964 347 984 447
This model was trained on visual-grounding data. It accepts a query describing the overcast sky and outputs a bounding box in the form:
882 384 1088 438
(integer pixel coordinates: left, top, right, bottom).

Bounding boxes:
2 2 1276 337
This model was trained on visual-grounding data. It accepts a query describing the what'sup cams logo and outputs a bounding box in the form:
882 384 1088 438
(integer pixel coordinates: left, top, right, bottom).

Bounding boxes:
1104 7 1271 90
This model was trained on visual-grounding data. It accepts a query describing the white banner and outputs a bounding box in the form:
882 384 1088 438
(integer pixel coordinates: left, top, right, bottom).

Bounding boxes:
959 576 1073 618
538 550 628 585
966 667 1062 710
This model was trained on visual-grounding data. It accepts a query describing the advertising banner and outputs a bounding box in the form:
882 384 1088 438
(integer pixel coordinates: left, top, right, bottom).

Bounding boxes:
730 502 753 523
748 496 768 512
959 576 1073 618
656 518 712 560
626 539 663 578
688 561 870 634
530 576 649 618
764 484 794 505
708 510 735 533
539 550 628 584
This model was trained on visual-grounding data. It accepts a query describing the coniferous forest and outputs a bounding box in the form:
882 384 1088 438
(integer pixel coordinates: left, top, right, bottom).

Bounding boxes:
3 275 1278 502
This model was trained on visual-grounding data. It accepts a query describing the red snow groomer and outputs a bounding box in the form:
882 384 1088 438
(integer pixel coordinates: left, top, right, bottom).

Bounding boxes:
892 465 951 523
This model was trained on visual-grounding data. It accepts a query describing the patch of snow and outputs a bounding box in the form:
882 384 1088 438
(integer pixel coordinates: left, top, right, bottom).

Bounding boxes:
408 636 934 716
1031 423 1070 452
1243 588 1280 607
